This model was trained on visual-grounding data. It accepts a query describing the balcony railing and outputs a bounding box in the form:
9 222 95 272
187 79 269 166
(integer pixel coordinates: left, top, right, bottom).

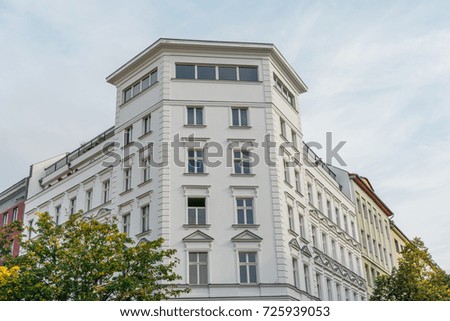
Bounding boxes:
302 142 337 181
44 126 115 176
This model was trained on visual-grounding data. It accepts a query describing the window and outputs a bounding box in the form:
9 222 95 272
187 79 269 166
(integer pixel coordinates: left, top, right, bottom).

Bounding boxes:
69 197 77 215
188 198 206 225
123 69 158 103
343 214 348 233
373 239 378 257
188 148 204 173
379 219 383 233
142 114 151 135
307 183 313 204
189 252 208 285
273 73 295 107
395 239 400 252
187 107 204 125
238 66 258 81
375 214 380 229
367 234 372 252
231 108 248 126
141 205 150 233
294 170 301 192
124 168 132 191
233 149 251 174
102 180 110 203
356 198 362 213
335 207 340 227
219 66 237 80
365 264 371 285
124 126 133 145
298 214 305 238
292 258 299 287
340 246 346 265
317 192 323 212
362 202 367 219
356 257 361 275
361 229 367 247
291 130 298 149
348 252 354 271
28 219 33 239
239 252 257 283
236 198 254 224
283 159 290 183
379 244 383 262
55 205 61 225
12 208 18 222
288 205 294 231
368 209 373 224
86 189 93 211
142 155 151 182
351 221 356 238
336 283 342 301
280 118 287 137
327 278 333 300
123 213 130 236
383 248 388 265
2 213 8 226
303 264 310 292
197 65 215 80
176 64 195 79
385 223 390 238
331 240 337 259
327 200 332 220
176 64 258 82
371 268 376 287
311 225 317 247
345 288 350 301
322 233 328 254
316 273 322 299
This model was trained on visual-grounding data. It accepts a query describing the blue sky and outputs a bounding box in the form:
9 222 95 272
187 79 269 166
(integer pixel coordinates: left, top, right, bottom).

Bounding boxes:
1 0 449 270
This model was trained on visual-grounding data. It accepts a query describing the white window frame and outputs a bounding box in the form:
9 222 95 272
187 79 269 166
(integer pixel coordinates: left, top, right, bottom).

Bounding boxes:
124 168 132 191
86 189 93 211
187 148 204 174
230 107 249 127
188 252 208 285
238 251 258 284
123 213 130 236
102 179 110 203
186 106 204 126
141 204 150 233
187 197 207 225
12 208 18 222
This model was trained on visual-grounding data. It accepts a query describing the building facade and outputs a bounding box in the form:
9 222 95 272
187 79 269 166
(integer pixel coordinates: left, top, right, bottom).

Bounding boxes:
390 221 409 268
0 178 28 257
24 38 366 300
332 168 397 297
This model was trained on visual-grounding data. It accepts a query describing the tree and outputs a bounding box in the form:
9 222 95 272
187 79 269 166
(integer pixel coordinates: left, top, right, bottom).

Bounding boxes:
0 212 189 300
371 237 450 301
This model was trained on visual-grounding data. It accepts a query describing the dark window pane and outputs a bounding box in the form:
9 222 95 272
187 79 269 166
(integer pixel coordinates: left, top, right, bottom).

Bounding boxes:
219 66 237 80
239 67 258 81
240 109 248 126
150 70 157 84
176 65 195 79
247 199 253 206
188 150 195 157
240 266 247 283
124 88 132 102
189 265 197 284
188 198 205 207
237 209 244 224
188 160 195 173
248 253 256 262
199 252 207 263
187 108 194 124
197 65 215 80
234 161 241 174
232 109 239 126
246 210 253 224
249 266 257 283
236 199 243 207
196 108 203 125
189 252 197 262
199 265 208 284
239 252 246 262
142 77 150 90
133 83 140 96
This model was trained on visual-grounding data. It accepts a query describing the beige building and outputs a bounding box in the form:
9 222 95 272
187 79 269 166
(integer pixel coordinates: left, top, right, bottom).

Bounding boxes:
390 221 409 268
331 168 396 297
350 174 395 296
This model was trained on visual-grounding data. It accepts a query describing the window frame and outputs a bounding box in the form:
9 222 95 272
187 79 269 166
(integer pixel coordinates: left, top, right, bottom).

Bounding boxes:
230 107 249 127
238 251 258 284
188 252 209 285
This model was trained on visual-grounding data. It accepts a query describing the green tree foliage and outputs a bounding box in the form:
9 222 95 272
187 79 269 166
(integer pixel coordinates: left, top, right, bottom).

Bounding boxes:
371 237 450 301
0 212 189 300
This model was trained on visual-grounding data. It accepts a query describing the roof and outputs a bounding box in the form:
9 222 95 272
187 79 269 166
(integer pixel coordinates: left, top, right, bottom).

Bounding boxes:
350 173 394 218
106 38 308 93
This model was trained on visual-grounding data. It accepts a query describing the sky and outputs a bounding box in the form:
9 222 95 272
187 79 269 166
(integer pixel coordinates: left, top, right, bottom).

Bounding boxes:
0 0 449 270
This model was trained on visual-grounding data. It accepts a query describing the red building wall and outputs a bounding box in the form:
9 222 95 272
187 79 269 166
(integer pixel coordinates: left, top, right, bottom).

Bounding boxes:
1 200 25 257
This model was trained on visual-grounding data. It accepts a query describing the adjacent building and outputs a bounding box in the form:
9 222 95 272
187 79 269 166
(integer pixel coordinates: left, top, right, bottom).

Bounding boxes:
390 221 409 268
0 178 28 257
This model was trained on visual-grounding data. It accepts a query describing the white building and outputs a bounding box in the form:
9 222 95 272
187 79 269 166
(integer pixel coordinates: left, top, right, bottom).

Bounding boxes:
25 38 366 300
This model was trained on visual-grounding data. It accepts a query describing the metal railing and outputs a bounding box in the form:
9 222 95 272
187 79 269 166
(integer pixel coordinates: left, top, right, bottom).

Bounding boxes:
44 126 115 176
302 142 337 181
